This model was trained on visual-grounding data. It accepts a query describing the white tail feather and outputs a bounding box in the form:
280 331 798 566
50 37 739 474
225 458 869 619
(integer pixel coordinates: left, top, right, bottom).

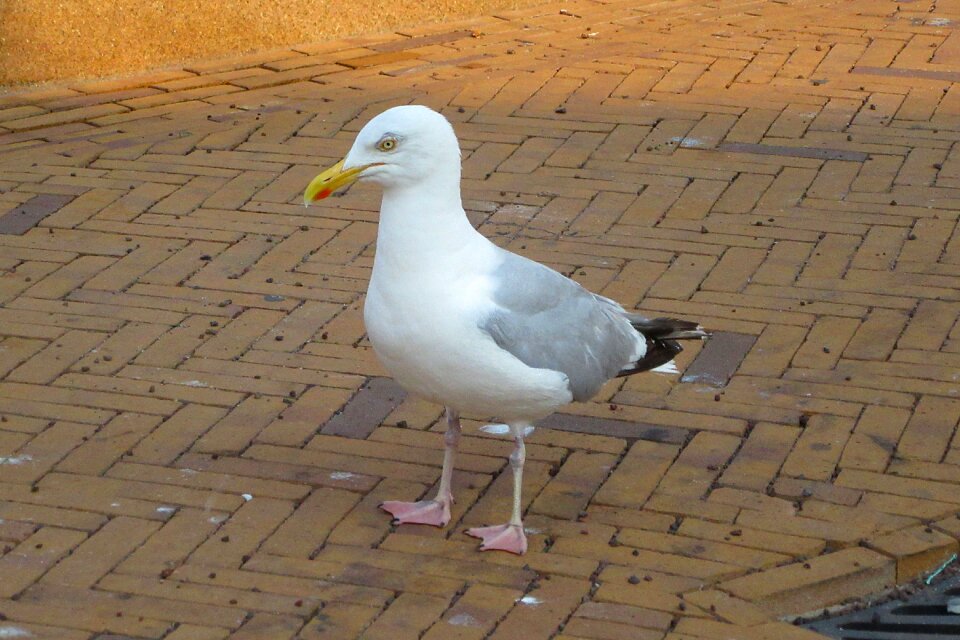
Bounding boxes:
651 360 680 375
480 424 535 437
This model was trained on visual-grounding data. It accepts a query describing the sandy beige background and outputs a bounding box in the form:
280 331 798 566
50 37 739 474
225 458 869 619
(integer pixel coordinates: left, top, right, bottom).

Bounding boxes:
0 0 543 86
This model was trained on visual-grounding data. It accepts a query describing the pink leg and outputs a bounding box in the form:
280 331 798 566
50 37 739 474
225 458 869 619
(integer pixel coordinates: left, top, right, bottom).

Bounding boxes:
381 408 460 527
466 426 528 555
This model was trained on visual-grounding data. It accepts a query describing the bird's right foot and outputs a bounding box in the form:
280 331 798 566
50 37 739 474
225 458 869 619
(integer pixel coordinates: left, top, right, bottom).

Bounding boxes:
465 523 528 554
380 499 451 527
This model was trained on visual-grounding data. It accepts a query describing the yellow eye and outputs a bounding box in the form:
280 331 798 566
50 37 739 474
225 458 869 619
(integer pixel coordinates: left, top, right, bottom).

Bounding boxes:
377 138 397 151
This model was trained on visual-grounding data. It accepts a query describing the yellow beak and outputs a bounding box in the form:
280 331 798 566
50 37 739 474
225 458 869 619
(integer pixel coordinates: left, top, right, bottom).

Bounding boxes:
303 159 378 205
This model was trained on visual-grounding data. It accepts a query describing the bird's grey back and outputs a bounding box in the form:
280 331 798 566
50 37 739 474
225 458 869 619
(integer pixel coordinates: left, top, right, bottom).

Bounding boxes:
480 250 640 401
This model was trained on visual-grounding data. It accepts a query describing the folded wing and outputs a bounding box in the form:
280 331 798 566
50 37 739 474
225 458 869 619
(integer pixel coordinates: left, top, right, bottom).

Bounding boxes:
479 252 645 402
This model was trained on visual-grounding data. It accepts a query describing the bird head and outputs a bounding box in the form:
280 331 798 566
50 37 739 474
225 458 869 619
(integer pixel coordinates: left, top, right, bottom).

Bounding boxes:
304 105 461 205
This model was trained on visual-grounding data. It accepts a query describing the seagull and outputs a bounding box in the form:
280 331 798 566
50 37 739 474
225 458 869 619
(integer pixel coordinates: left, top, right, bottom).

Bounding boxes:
304 105 707 555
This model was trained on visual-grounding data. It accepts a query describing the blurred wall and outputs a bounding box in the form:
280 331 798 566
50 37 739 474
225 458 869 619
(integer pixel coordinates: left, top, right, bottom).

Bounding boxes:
0 0 542 85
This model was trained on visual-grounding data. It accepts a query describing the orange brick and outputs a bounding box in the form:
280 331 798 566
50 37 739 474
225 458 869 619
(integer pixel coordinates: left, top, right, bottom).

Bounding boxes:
720 548 894 617
23 255 116 299
128 404 228 465
189 497 294 567
837 468 960 505
0 526 87 597
163 624 230 640
245 552 462 598
363 592 453 640
843 308 908 360
0 590 171 637
619 527 789 569
6 330 105 384
531 450 619 519
41 516 160 587
780 414 855 482
869 524 959 582
656 432 741 499
133 314 215 367
734 510 870 546
35 581 246 628
114 506 226 577
683 590 771 626
859 492 955 521
897 396 960 463
227 613 303 640
898 300 960 350
719 422 800 492
55 412 162 475
193 395 287 454
421 583 524 640
259 487 359 557
3 104 129 130
194 308 286 360
489 575 590 639
298 602 382 639
791 316 859 369
594 566 703 610
326 477 426 547
839 405 911 472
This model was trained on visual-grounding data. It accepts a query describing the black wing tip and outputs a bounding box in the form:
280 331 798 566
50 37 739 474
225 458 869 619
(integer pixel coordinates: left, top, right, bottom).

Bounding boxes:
616 338 683 377
629 316 710 341
617 317 711 378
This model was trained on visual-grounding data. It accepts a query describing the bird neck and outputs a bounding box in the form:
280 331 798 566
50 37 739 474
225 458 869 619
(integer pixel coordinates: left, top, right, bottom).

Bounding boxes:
374 180 485 273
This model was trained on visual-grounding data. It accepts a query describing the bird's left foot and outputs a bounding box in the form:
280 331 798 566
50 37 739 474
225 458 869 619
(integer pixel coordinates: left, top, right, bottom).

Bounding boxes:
465 523 528 555
380 498 451 527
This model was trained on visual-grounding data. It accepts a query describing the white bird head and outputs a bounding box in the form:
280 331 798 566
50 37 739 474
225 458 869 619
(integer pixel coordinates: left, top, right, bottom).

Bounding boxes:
304 105 461 205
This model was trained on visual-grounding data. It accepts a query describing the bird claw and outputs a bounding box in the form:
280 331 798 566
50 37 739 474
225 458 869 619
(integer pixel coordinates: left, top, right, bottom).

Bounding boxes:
380 499 451 527
465 523 528 555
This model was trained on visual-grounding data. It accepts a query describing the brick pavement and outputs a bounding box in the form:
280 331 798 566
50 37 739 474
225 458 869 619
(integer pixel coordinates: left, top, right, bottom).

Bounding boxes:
1 0 960 637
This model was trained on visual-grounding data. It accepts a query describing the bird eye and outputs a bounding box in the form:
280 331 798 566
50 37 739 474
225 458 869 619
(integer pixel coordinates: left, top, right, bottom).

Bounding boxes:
377 137 397 151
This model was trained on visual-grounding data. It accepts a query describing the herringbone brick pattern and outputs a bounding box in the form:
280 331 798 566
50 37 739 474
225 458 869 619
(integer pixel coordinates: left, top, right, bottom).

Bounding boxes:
1 0 959 637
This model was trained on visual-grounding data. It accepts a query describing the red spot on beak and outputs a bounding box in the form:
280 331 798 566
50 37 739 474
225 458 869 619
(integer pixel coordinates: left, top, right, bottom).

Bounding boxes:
313 189 331 201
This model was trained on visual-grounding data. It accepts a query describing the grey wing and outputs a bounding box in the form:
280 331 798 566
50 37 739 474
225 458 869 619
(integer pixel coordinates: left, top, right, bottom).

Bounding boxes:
480 251 644 401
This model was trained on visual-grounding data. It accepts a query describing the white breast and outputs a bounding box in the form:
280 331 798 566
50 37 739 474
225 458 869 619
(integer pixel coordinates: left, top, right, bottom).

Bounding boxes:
363 256 572 421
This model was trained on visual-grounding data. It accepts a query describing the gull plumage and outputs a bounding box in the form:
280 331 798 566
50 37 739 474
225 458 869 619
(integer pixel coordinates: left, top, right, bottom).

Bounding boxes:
305 105 707 554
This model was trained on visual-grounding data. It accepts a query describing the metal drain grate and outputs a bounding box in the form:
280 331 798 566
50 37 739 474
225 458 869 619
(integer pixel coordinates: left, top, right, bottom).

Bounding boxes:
804 573 960 639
